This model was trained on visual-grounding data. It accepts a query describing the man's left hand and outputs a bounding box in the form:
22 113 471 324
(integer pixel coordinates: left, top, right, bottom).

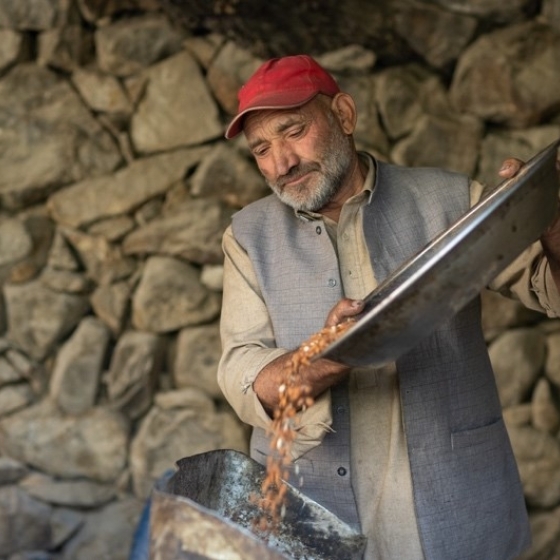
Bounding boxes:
497 154 560 293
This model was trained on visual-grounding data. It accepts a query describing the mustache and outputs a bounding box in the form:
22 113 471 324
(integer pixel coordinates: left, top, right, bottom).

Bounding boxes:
274 163 321 189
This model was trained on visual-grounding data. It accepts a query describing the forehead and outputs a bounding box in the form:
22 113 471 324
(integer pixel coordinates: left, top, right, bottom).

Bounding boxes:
243 100 324 143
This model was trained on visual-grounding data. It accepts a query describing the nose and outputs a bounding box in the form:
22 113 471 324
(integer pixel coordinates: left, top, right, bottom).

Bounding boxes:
271 141 299 178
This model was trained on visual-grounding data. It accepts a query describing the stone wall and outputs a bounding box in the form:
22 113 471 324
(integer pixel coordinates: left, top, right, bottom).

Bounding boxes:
0 0 560 558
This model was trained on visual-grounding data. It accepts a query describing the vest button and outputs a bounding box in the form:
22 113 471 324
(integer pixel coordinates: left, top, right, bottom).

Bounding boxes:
337 466 347 476
328 278 337 287
316 226 322 234
336 406 345 414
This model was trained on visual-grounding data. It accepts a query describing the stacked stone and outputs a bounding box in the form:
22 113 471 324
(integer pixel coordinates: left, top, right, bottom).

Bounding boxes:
0 0 559 558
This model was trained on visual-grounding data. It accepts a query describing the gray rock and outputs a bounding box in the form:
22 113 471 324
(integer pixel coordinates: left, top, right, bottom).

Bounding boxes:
87 215 136 242
47 230 80 272
503 403 532 429
0 356 21 386
205 41 262 116
394 3 477 68
0 485 52 557
0 456 27 485
4 280 90 360
316 45 376 74
50 507 84 549
0 384 34 417
49 316 111 415
481 289 542 342
531 378 560 435
0 64 121 210
508 425 560 508
476 125 560 189
134 197 163 226
7 552 57 560
374 64 434 141
542 0 560 33
37 24 93 71
95 14 183 77
130 50 223 153
0 217 33 284
4 348 35 378
337 73 389 157
391 112 483 176
545 331 560 388
428 0 535 20
517 505 560 560
77 0 160 22
47 147 210 228
190 143 268 208
21 473 116 508
0 0 62 30
71 68 132 115
200 264 224 292
0 400 129 482
104 330 163 420
122 198 234 265
450 21 560 127
490 328 547 407
0 28 22 72
129 388 248 498
40 268 93 294
90 281 131 336
131 256 221 333
172 323 222 398
183 33 225 70
60 228 137 286
5 214 55 285
61 498 144 560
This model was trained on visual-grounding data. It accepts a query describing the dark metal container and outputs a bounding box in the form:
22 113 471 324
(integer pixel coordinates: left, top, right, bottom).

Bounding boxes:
150 449 366 560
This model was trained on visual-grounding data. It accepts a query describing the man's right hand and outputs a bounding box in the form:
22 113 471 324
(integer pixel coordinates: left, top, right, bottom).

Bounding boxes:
253 298 364 414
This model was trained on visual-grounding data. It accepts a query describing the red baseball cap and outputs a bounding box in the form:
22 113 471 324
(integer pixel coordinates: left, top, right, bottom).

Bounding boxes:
225 55 340 139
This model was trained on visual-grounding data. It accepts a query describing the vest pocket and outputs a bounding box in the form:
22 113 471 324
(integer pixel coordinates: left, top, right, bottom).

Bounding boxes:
450 416 506 451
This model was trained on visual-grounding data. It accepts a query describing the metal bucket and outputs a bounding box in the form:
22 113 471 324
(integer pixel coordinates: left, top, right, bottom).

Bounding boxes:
149 449 366 560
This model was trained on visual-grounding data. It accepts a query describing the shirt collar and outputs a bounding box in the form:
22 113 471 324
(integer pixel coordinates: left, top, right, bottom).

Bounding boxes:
295 151 377 222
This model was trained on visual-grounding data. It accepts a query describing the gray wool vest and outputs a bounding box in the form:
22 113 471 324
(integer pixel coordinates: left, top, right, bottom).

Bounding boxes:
231 159 531 560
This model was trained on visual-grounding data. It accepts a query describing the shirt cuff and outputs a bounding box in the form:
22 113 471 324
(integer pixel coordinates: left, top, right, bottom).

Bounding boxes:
247 381 334 461
532 258 560 318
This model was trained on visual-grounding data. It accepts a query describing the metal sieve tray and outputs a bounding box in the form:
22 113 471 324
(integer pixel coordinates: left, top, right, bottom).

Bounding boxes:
317 139 560 367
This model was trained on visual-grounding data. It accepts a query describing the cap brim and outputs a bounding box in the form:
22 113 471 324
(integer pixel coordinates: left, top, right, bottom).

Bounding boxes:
224 93 319 139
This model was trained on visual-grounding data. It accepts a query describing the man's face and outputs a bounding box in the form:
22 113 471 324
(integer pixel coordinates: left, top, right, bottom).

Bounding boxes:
243 97 353 213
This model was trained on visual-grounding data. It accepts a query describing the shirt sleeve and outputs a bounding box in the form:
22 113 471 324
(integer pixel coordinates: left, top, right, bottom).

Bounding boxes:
217 225 333 457
470 179 560 317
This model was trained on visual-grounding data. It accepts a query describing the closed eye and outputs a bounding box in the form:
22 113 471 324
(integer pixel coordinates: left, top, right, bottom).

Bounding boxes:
286 125 305 139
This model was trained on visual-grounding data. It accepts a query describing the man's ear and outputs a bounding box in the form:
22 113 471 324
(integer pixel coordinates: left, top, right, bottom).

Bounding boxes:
330 93 357 135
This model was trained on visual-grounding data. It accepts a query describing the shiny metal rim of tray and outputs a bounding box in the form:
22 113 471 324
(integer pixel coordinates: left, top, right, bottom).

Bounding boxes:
316 139 560 367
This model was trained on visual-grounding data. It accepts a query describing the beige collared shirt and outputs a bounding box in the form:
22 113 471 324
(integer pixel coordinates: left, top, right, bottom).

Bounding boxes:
218 154 560 560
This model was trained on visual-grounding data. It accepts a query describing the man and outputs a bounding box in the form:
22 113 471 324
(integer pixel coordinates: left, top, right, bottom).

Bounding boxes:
217 54 560 560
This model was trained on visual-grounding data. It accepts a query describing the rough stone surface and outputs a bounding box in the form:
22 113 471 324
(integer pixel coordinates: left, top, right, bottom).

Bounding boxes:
450 21 560 127
47 147 210 228
0 400 129 482
0 64 121 210
490 328 547 407
4 280 90 360
172 323 223 398
0 485 52 557
130 51 223 153
0 4 558 558
122 198 234 265
131 256 221 333
129 388 248 498
49 316 111 415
